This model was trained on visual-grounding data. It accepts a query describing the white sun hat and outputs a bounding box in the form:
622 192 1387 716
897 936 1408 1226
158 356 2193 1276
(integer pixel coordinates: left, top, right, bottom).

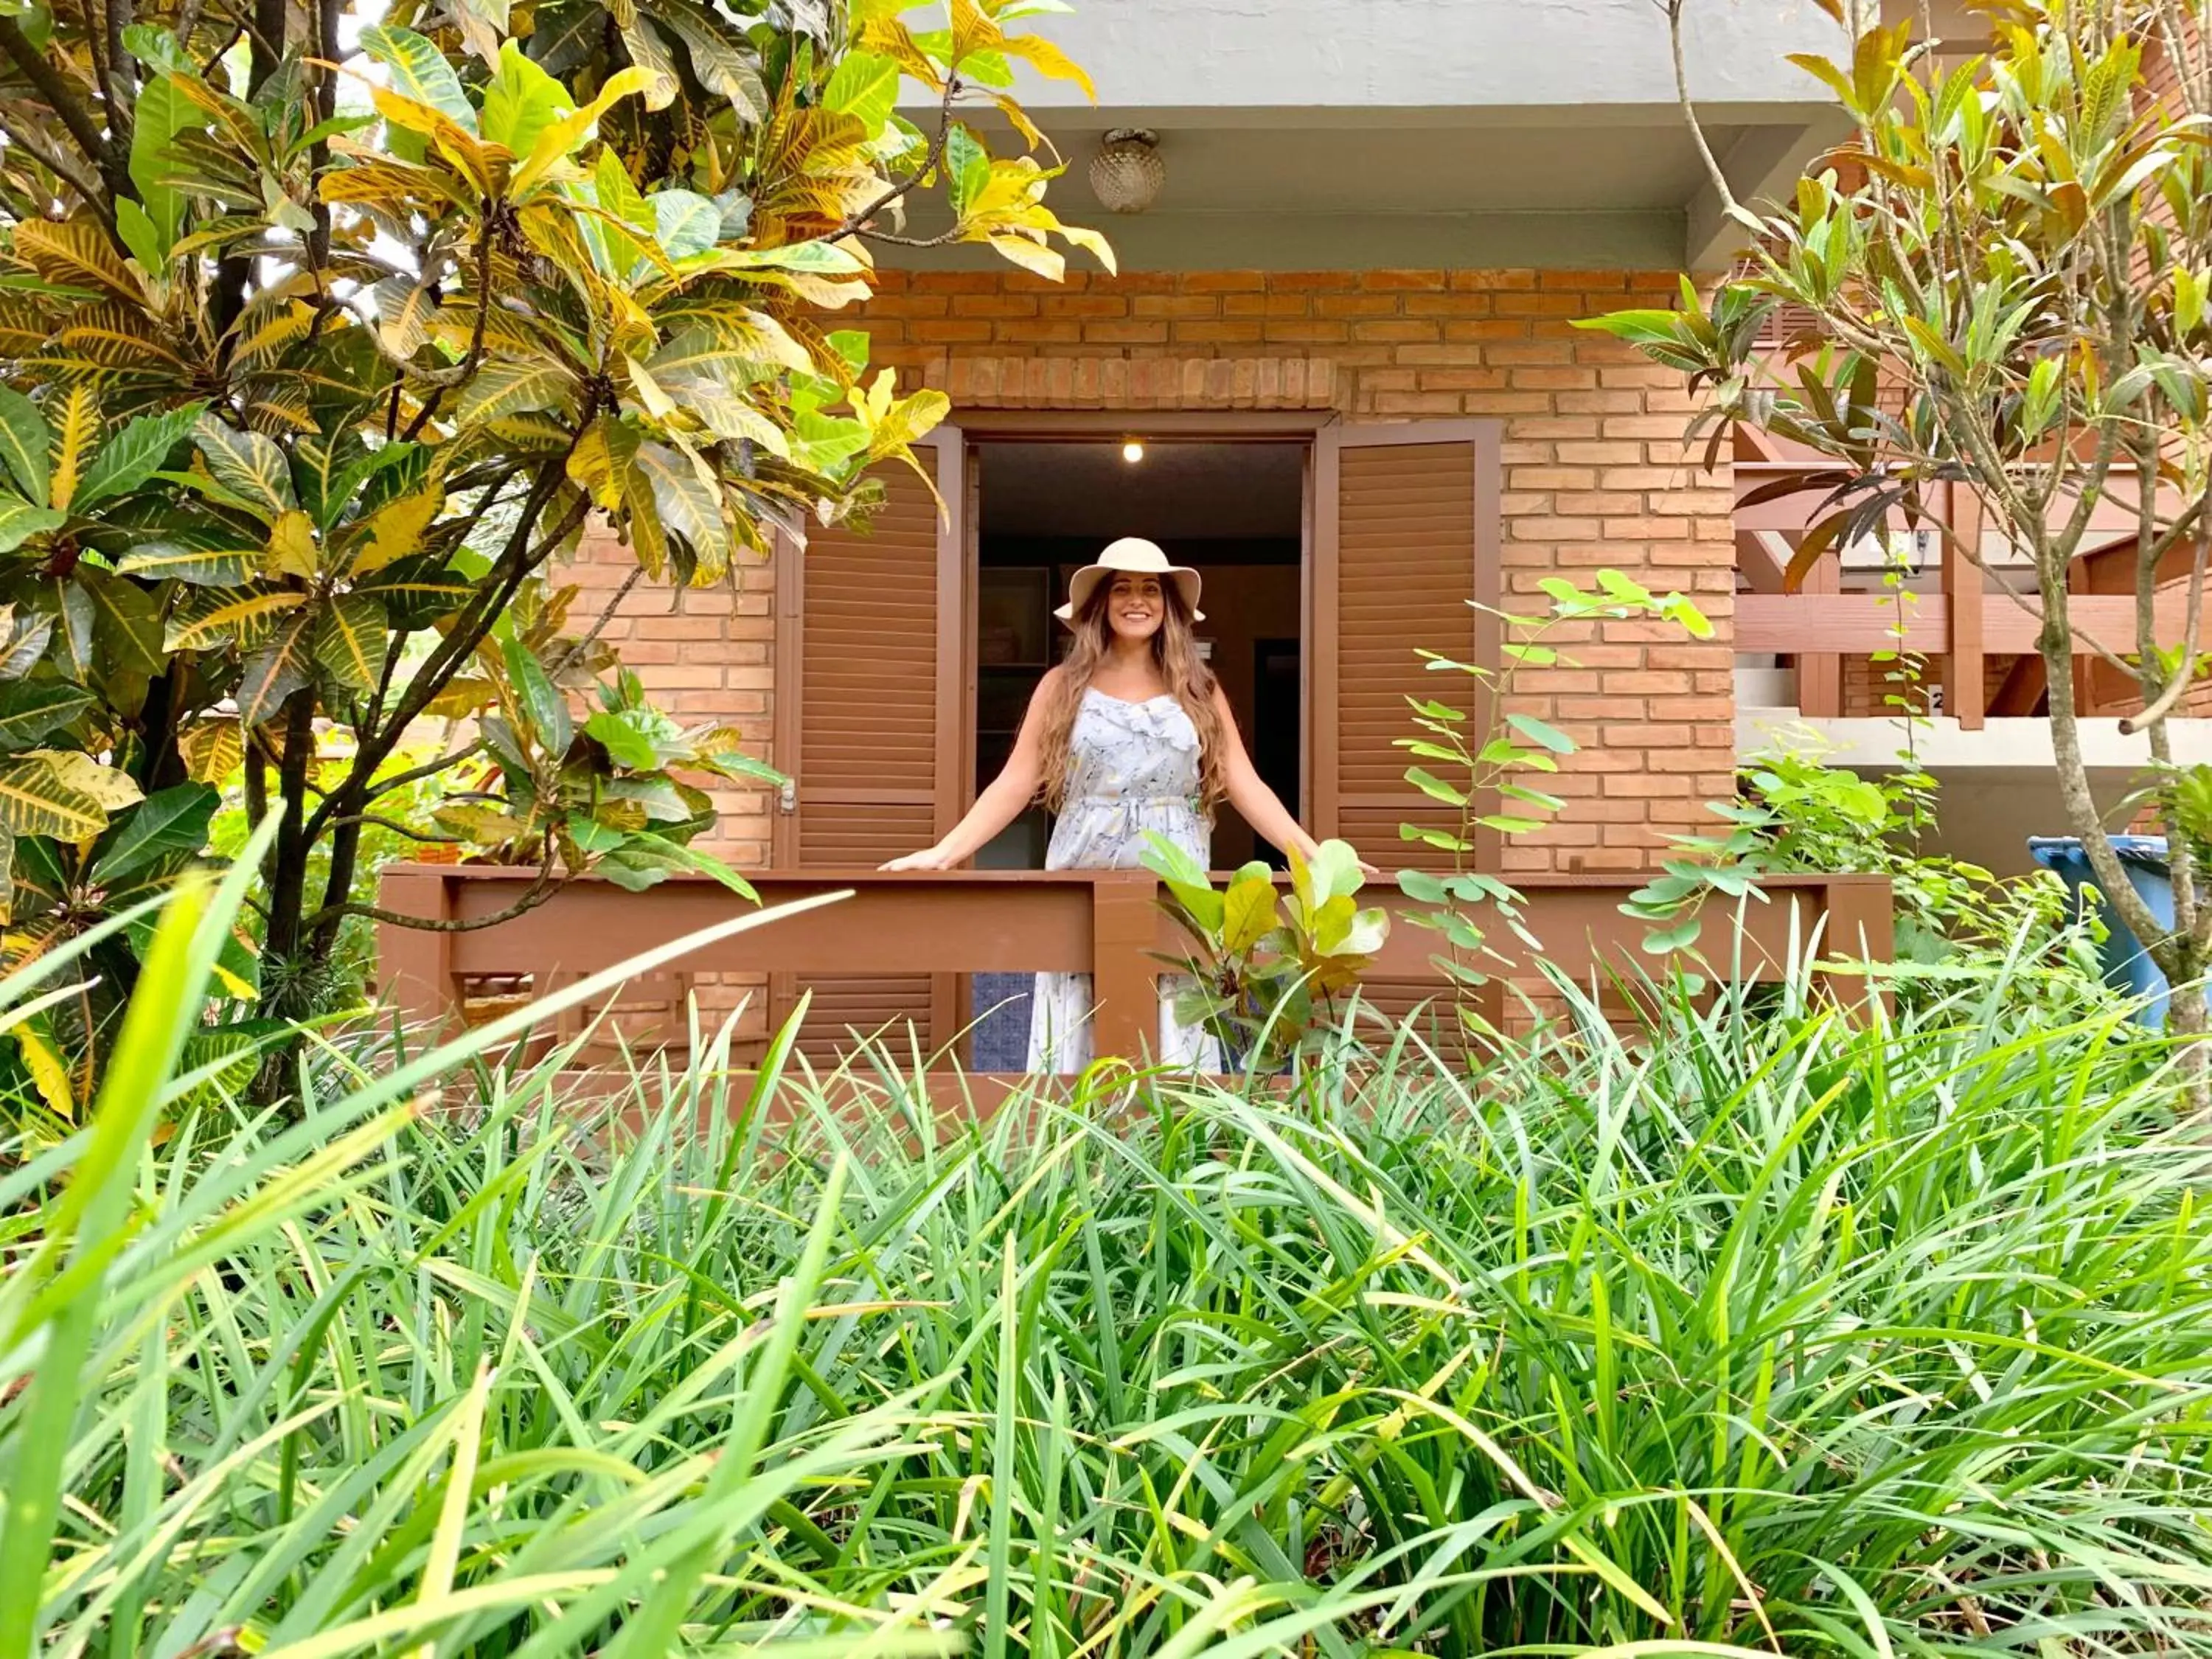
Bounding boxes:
1054 537 1204 625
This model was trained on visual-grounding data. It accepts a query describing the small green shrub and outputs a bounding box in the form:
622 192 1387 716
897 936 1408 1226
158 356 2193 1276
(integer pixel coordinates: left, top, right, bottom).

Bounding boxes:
1141 832 1387 1074
1630 735 2113 1006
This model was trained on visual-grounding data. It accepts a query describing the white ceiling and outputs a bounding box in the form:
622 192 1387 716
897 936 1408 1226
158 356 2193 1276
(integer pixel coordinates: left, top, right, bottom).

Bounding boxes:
980 442 1304 540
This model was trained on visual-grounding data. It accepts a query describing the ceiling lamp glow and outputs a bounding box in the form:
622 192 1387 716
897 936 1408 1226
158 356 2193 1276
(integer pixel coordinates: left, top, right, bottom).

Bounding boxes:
1122 440 1145 463
1090 129 1164 215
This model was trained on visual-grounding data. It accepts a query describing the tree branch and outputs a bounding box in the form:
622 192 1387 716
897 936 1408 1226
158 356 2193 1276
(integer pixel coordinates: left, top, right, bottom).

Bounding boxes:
0 17 125 209
307 845 563 933
307 459 585 840
837 69 961 238
362 742 484 802
1655 0 1764 242
328 812 461 842
2120 495 2212 734
549 563 643 679
0 109 114 216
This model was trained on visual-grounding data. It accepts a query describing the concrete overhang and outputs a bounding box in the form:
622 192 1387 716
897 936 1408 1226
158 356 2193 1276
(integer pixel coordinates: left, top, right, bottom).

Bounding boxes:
883 0 1850 271
1736 714 2212 774
998 0 1849 112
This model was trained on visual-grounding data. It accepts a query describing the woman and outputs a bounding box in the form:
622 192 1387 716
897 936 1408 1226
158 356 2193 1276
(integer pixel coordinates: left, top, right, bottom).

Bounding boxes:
883 537 1349 1072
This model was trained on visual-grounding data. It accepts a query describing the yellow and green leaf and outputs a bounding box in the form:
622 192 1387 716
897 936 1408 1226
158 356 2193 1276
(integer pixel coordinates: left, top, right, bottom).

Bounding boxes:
313 594 390 695
192 418 296 522
234 613 315 725
163 589 307 653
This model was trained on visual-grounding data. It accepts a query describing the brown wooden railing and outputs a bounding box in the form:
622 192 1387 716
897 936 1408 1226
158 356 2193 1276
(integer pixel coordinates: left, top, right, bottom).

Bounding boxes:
375 866 1893 1066
1733 447 2193 727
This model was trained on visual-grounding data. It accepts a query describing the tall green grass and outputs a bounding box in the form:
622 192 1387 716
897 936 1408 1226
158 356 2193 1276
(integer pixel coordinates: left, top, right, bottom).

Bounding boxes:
5 897 2211 1655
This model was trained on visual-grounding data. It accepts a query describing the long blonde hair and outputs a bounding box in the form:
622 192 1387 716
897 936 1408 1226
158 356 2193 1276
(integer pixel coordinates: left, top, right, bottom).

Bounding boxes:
1035 580 1227 813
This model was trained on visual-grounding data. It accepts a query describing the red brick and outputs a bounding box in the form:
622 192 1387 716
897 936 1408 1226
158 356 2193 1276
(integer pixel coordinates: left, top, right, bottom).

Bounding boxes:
1402 293 1498 316
994 320 1084 344
1267 271 1358 291
1182 270 1267 292
1082 320 1171 344
1224 293 1312 317
950 293 1040 318
1352 319 1441 343
1260 320 1350 343
1133 295 1220 319
1360 268 1448 290
1174 321 1266 345
910 319 995 344
1315 293 1405 318
1091 271 1179 296
1042 294 1128 318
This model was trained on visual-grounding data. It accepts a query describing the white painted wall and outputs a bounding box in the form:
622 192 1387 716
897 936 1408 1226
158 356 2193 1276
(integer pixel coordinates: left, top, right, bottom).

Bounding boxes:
1005 0 1847 112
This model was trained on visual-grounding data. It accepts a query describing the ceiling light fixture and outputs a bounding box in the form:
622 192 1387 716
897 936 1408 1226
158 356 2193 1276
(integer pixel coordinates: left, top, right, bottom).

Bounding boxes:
1122 440 1145 463
1091 129 1164 215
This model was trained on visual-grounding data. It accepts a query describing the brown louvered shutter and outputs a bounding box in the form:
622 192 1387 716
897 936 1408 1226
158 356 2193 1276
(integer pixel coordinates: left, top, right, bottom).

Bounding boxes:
772 428 966 1063
1313 421 1502 1032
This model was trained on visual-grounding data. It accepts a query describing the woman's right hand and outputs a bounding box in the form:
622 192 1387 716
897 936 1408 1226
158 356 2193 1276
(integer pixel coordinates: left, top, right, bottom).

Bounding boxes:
880 846 957 872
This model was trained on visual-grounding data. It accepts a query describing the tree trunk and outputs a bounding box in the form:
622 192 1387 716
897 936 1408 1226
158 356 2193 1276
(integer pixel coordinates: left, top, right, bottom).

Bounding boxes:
2168 967 2211 1121
251 691 320 1106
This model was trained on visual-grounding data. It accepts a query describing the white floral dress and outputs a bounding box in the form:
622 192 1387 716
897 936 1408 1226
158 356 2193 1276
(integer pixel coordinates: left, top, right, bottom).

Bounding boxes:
1027 689 1224 1074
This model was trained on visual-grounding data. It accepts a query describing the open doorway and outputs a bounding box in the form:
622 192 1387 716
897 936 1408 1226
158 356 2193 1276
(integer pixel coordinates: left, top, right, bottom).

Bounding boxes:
972 439 1307 866
967 437 1307 1065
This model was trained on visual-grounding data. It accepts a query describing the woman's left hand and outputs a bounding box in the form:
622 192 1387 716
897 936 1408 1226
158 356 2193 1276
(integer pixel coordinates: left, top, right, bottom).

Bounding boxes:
1295 836 1380 880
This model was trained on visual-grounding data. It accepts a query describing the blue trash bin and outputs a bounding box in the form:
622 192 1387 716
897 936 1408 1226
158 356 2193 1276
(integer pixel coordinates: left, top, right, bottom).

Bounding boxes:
2026 834 2186 1026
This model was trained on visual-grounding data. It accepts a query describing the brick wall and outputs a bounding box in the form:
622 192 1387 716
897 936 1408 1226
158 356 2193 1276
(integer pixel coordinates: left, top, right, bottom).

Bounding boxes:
860 265 1739 874
563 540 780 867
558 265 1741 1045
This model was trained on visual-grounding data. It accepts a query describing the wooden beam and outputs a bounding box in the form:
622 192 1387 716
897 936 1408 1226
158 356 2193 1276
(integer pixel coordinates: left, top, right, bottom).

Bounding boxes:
1988 654 2048 716
1090 874 1158 1063
375 872 456 1040
1733 460 2175 538
1941 481 1985 728
1738 591 1947 656
1736 529 1790 596
1737 592 2185 658
382 866 1896 1037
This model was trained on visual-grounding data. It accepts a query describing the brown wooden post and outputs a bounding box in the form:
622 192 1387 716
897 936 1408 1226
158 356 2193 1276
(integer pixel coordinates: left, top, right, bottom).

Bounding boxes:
1090 872 1158 1062
376 869 457 1036
1941 482 1985 728
1818 875 1894 1019
2068 556 2097 712
1798 547 1844 717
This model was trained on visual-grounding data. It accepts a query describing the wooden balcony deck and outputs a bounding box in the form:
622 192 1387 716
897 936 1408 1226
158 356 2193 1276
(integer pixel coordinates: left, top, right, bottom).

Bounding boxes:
375 866 1893 1076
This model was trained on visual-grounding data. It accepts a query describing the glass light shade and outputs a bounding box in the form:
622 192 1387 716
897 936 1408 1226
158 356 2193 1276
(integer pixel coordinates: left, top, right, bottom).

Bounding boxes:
1089 130 1164 215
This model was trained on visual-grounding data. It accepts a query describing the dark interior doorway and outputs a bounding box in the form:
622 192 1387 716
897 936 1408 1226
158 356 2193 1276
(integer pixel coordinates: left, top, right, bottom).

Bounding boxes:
971 439 1306 867
967 438 1307 1065
1251 638 1301 871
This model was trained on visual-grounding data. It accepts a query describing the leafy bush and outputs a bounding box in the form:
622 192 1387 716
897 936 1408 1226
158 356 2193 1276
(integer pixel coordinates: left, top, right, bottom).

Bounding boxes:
1391 568 1711 1026
10 886 2210 1654
1141 833 1387 1074
1625 735 2112 1008
0 0 1103 1093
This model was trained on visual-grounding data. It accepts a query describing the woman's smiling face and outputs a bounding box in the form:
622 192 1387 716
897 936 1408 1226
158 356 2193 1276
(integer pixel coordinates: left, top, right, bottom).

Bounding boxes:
1105 573 1165 643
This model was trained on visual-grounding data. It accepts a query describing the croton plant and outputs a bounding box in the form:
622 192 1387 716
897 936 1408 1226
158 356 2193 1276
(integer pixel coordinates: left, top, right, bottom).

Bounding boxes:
0 0 1107 1111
